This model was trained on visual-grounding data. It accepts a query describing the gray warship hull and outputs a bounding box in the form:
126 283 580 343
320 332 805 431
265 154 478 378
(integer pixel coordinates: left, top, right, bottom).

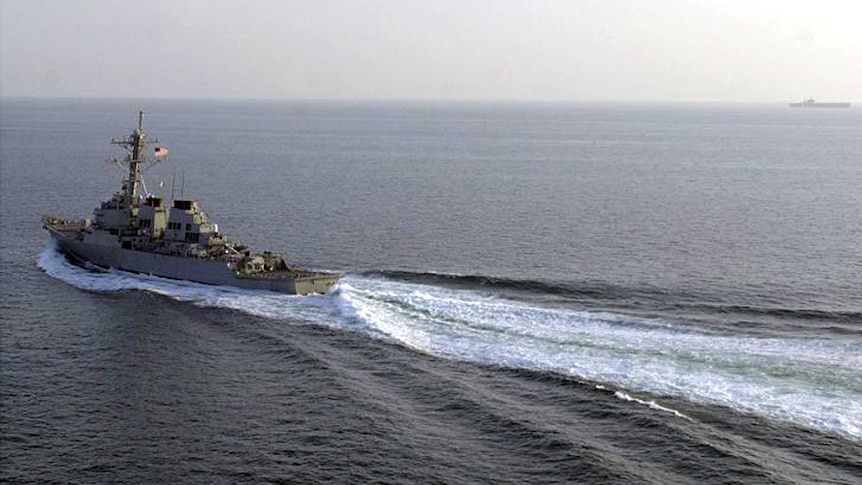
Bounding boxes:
47 224 339 296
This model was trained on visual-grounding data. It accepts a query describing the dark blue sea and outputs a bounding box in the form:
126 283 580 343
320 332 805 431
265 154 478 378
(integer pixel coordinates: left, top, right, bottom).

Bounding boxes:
1 99 861 484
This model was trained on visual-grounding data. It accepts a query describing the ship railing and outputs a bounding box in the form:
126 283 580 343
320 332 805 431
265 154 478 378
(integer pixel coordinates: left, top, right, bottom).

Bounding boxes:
235 267 304 279
237 268 338 280
41 215 85 230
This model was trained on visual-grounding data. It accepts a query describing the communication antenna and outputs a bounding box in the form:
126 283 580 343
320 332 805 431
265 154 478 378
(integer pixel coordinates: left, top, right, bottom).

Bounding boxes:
109 111 161 226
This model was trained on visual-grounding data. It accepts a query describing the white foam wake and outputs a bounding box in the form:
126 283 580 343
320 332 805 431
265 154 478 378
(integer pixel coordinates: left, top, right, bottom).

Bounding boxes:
38 246 862 442
336 276 862 442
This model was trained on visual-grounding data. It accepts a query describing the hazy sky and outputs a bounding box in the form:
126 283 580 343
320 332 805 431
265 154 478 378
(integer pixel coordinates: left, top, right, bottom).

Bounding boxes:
1 0 860 102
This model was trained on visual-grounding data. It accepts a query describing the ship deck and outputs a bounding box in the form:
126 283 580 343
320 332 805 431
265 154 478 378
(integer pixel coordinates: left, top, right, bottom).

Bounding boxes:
238 269 339 281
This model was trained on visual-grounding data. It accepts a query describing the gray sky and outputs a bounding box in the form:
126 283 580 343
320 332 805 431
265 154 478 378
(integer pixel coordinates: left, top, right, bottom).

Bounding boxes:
1 0 860 102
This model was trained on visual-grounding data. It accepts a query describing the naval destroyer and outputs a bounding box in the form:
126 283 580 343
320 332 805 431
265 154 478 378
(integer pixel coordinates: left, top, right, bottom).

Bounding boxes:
43 112 340 295
789 98 851 108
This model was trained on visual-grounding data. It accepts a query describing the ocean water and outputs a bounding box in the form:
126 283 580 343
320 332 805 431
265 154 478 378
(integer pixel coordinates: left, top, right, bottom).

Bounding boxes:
1 99 861 484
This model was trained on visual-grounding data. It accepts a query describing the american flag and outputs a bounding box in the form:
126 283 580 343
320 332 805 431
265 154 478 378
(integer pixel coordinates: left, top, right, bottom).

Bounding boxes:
155 146 170 159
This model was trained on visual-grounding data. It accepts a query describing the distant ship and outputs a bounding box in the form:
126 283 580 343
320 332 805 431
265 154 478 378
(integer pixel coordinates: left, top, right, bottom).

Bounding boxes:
789 98 851 108
43 112 340 295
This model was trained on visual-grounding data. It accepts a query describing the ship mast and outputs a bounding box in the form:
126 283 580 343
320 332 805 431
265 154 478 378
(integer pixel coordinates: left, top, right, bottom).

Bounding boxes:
111 111 159 222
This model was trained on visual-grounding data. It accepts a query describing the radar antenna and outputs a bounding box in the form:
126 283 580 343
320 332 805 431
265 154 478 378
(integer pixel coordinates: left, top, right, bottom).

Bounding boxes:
110 111 163 222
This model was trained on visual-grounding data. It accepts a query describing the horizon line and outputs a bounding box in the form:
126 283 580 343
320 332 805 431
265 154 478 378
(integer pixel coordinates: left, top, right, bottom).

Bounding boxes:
3 95 854 105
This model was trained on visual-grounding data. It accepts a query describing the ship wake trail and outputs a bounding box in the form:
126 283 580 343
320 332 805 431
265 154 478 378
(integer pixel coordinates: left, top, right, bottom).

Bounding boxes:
369 270 862 327
38 246 862 442
336 276 862 443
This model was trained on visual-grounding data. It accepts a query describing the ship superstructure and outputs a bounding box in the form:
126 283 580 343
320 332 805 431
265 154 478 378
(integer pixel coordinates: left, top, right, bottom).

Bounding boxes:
43 113 339 295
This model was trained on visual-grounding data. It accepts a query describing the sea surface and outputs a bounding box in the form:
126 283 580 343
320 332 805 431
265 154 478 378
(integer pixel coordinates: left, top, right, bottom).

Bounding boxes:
1 99 861 484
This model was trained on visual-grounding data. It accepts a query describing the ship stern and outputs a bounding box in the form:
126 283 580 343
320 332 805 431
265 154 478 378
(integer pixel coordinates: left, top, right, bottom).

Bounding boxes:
293 273 340 295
